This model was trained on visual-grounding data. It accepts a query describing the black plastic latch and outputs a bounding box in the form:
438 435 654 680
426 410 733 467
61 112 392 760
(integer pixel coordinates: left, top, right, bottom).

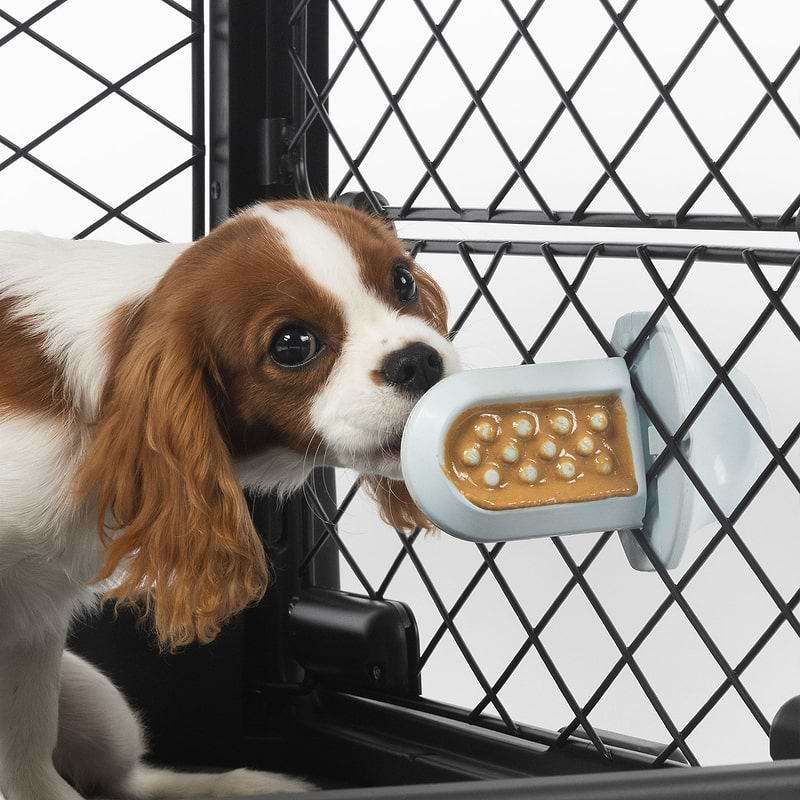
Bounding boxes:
288 588 420 698
257 117 291 187
771 694 800 759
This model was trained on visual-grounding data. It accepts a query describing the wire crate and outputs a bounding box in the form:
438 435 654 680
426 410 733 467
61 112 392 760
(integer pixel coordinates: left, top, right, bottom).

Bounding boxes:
4 0 800 797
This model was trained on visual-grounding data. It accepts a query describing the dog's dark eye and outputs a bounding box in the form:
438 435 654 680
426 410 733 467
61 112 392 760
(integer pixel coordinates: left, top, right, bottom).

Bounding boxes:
270 325 321 367
393 262 417 304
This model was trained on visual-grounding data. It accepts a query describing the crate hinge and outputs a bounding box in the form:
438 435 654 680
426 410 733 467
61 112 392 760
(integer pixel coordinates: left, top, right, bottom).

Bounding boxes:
257 117 295 187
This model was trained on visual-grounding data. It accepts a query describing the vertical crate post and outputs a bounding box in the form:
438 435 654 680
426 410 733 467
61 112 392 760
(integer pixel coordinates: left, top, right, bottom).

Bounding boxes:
208 0 339 742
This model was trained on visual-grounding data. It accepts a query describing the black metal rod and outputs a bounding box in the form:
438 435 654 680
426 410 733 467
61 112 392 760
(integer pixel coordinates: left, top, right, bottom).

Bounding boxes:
192 0 205 239
327 0 464 200
0 8 198 144
0 130 164 241
555 414 800 749
160 0 195 20
289 46 385 214
376 530 422 599
0 0 69 48
550 539 699 765
488 0 639 217
397 533 521 735
677 40 800 224
75 156 198 240
0 31 200 172
403 0 552 218
571 0 734 223
653 585 800 766
287 0 387 152
497 0 648 223
477 543 612 759
327 0 463 213
416 543 504 671
412 239 800 266
469 533 613 720
536 244 771 735
389 207 798 231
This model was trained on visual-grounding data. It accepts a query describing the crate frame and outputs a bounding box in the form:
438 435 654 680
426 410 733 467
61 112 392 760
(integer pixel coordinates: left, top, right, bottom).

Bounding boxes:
2 0 794 795
277 0 800 793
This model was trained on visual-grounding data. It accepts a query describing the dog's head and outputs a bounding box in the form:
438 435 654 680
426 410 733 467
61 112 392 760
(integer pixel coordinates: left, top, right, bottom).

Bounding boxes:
76 200 457 648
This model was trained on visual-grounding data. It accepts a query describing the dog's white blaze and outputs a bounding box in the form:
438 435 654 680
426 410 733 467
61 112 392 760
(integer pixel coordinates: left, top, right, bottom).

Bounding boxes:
253 206 459 476
254 206 368 314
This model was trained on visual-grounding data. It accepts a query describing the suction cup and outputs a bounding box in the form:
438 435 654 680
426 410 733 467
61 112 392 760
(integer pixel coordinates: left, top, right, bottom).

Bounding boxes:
611 312 770 571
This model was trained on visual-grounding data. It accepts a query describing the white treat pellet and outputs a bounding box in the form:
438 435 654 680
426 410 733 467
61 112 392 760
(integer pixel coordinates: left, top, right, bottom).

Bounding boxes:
576 435 595 457
550 414 571 436
556 459 576 480
513 418 533 439
589 410 609 432
462 447 481 467
476 420 497 442
538 439 558 460
519 463 539 483
595 454 614 475
482 467 501 488
501 445 519 464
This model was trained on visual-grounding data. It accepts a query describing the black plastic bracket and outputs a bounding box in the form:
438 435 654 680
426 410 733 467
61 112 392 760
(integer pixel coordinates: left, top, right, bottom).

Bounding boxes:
288 588 421 698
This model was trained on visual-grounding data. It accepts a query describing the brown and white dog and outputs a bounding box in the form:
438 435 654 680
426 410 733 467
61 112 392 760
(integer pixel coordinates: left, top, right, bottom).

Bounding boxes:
0 200 459 800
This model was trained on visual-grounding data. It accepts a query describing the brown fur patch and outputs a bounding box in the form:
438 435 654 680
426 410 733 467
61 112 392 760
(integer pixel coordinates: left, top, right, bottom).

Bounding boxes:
76 212 347 649
76 200 450 645
363 475 433 533
0 296 70 415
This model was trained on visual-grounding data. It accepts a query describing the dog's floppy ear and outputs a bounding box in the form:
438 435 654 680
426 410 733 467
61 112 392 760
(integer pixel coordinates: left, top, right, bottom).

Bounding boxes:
74 314 268 651
363 476 433 534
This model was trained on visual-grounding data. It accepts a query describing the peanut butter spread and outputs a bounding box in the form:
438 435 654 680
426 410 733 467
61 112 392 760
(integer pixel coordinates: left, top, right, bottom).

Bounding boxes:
443 396 638 510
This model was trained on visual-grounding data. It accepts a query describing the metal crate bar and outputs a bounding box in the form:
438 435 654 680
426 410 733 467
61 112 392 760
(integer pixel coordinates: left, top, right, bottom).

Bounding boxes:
0 0 205 241
289 0 800 231
301 236 800 766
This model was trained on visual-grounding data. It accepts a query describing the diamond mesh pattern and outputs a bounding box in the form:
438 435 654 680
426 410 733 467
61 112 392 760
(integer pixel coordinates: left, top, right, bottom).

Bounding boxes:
290 0 800 230
0 0 204 241
299 240 800 765
289 0 800 766
5 0 798 771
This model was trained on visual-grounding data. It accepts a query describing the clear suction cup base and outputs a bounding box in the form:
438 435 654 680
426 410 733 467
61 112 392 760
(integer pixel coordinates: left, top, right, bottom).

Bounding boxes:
611 312 770 571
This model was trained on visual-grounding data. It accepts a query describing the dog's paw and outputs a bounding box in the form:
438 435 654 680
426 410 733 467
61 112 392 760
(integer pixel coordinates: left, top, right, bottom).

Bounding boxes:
211 768 316 795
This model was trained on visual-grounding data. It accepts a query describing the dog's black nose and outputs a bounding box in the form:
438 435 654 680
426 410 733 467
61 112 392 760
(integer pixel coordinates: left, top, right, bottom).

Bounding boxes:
382 342 444 393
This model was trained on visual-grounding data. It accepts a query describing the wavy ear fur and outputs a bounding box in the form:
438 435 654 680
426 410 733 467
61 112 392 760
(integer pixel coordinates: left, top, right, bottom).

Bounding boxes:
75 317 268 650
364 476 434 534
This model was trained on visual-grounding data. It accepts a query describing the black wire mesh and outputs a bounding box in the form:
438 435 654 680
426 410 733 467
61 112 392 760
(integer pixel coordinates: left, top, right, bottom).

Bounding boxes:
0 0 204 241
4 0 799 773
289 0 800 231
298 240 800 766
288 0 800 769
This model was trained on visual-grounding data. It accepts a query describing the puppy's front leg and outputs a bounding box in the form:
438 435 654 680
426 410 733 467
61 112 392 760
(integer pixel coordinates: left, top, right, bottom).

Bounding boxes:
0 631 82 800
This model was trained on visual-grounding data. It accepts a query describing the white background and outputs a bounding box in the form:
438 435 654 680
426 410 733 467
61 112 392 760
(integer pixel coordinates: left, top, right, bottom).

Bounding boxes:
2 0 799 769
